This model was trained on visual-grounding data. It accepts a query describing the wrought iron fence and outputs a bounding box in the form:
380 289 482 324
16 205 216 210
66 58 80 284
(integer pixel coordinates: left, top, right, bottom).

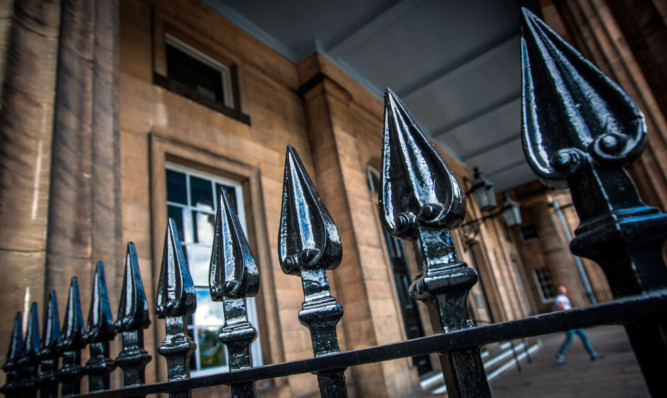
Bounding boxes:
2 8 666 398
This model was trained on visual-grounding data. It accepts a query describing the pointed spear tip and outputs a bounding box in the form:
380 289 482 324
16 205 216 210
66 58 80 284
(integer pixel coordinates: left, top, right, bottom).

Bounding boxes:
5 312 23 362
25 302 40 353
520 6 534 19
384 87 400 106
60 276 84 347
41 290 60 353
88 260 115 340
118 240 150 330
157 216 196 318
285 145 300 165
166 217 177 234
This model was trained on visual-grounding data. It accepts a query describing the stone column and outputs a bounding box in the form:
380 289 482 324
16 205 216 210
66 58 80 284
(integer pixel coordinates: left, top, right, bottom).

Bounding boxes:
0 0 62 376
533 199 588 308
297 54 414 398
554 0 667 211
45 0 121 313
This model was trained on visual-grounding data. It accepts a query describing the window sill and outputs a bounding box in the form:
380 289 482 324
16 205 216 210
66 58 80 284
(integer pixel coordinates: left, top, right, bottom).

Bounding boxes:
153 73 251 125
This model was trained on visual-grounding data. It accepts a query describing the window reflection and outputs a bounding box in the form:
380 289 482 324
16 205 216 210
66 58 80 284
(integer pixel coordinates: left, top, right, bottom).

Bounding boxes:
190 176 214 211
193 211 215 243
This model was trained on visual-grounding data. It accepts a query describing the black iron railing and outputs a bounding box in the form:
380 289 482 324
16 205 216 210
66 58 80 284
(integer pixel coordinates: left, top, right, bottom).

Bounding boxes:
2 9 666 398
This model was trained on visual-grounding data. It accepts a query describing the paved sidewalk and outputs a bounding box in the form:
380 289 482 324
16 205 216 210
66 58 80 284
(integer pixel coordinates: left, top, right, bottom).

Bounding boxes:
489 325 650 397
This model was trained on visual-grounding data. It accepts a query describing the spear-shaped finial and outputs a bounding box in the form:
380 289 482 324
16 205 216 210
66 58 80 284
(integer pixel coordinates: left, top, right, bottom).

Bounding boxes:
38 291 61 398
84 262 117 392
115 243 152 387
58 277 86 396
521 9 667 396
379 88 489 397
18 302 41 396
1 312 24 397
520 7 667 292
156 219 196 397
210 188 260 397
380 88 466 239
279 146 346 396
521 8 646 184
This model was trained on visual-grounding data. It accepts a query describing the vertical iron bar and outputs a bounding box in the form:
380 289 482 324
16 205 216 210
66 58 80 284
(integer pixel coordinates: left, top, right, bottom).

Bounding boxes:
279 146 347 397
85 262 117 392
521 8 667 397
210 188 260 398
156 219 197 398
551 199 596 304
379 88 491 398
115 243 152 389
38 291 61 398
1 313 24 398
509 341 521 372
523 338 532 364
58 277 86 397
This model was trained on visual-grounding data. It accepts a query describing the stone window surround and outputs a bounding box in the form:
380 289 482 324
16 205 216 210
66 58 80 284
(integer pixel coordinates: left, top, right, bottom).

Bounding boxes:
151 12 251 124
165 163 263 374
149 132 273 374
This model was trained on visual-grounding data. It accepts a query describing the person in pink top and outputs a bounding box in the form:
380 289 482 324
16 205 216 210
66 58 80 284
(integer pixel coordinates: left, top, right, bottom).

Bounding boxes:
554 285 602 365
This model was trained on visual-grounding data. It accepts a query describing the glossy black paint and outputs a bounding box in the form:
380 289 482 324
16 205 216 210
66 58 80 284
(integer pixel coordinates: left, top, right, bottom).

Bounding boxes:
58 277 86 397
210 188 259 398
379 88 490 398
17 302 41 397
521 8 667 397
1 312 23 398
156 219 196 398
85 262 117 392
38 291 61 398
279 146 347 397
116 243 152 388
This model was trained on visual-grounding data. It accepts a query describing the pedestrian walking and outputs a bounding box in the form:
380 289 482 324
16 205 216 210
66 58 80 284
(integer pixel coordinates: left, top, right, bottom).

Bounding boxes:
554 285 602 365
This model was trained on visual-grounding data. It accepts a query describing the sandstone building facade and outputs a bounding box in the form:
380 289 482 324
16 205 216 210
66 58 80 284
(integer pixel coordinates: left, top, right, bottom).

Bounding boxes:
0 0 664 396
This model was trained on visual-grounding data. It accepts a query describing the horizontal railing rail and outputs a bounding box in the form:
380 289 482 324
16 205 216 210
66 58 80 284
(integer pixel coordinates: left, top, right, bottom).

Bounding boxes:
77 290 667 397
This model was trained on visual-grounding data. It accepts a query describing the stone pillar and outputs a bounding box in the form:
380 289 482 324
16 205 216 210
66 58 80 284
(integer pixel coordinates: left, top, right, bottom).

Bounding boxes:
0 0 62 378
553 0 667 211
533 199 588 308
297 54 414 397
45 0 121 314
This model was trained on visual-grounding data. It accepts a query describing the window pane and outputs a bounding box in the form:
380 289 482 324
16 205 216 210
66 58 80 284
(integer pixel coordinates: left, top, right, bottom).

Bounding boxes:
216 183 237 212
166 44 224 103
167 205 186 242
167 170 188 204
189 245 212 286
194 289 224 326
196 327 227 370
193 211 215 244
190 176 214 211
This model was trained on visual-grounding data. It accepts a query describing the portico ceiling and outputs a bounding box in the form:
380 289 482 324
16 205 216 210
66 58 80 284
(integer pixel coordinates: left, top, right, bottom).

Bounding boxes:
204 0 538 191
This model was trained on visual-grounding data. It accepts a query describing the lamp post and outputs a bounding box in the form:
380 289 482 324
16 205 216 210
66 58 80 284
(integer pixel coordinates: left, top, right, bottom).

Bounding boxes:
461 168 522 241
459 168 522 326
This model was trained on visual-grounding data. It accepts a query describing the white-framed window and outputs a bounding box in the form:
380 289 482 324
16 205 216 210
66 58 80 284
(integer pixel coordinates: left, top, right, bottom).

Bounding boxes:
533 267 556 303
166 164 262 375
165 35 235 109
366 166 381 193
520 224 538 243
